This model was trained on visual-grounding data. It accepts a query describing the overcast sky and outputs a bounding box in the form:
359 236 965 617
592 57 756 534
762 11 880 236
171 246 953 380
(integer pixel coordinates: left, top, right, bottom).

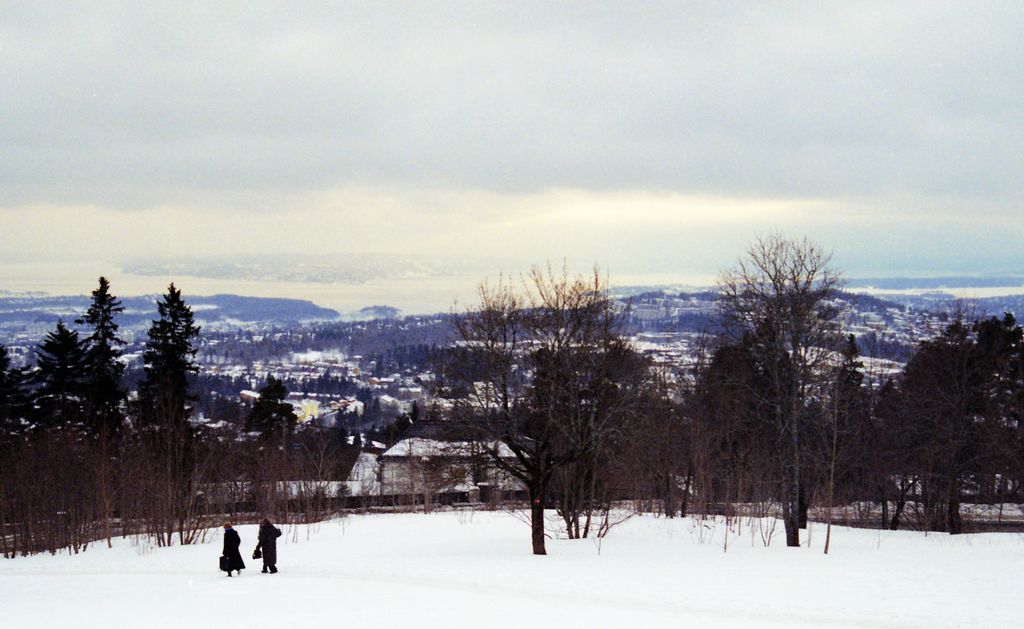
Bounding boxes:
1 1 1022 280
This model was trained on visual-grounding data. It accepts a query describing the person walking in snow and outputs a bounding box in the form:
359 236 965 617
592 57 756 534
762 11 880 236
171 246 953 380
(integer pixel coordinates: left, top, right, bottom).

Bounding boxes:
221 523 246 577
255 518 283 574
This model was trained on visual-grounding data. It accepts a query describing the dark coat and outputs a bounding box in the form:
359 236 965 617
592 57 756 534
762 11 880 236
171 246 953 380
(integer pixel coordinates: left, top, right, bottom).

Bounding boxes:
256 523 282 566
222 528 245 571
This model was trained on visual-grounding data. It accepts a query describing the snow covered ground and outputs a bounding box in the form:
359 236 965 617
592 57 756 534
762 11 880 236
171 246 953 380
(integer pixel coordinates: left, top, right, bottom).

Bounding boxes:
2 511 1021 628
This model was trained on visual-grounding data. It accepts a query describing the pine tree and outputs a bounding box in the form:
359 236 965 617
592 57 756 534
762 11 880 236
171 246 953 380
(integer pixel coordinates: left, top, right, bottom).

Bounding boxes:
0 344 29 442
140 284 201 430
246 376 296 438
138 284 203 547
0 344 12 430
76 277 126 439
33 320 88 429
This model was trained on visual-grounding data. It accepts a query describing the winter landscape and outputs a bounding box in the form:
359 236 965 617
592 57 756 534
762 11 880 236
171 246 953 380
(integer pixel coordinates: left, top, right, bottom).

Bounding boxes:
3 3 1024 629
4 511 1022 628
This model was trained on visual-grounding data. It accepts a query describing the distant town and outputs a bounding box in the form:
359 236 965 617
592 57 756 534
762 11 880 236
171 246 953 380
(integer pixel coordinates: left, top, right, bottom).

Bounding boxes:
3 279 1020 448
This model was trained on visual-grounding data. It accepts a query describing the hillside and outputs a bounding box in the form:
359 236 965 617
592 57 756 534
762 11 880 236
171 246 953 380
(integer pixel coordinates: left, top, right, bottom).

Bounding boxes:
1 512 1019 628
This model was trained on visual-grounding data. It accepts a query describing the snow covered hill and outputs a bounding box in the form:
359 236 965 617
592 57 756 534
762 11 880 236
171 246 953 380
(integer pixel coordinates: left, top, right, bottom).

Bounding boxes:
1 512 1021 628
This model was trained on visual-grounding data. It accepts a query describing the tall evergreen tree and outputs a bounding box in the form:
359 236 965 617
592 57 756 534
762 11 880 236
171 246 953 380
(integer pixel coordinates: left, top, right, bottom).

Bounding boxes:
0 344 13 429
140 284 201 430
0 344 30 442
246 376 296 438
33 320 88 429
76 277 126 439
138 284 204 547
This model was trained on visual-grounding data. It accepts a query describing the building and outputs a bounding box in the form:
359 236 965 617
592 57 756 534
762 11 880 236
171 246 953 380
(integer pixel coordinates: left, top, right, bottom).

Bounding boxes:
377 420 525 506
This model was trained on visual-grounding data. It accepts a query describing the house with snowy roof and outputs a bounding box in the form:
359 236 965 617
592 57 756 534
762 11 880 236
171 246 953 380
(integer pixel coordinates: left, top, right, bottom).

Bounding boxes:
377 420 526 507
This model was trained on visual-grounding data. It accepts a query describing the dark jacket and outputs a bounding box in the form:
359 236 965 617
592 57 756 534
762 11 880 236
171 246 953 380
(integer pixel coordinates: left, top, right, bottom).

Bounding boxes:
222 528 245 571
256 523 282 565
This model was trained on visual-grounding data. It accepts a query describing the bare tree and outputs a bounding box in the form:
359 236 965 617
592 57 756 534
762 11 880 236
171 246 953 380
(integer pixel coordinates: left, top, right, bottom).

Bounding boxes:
718 234 842 547
448 265 642 555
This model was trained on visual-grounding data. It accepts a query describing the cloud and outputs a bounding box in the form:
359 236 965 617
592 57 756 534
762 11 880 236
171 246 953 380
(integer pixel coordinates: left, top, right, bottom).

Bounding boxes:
4 186 1020 280
0 2 1021 276
0 187 815 260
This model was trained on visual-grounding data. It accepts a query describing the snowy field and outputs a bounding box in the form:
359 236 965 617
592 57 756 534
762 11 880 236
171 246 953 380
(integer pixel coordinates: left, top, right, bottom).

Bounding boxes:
2 511 1021 628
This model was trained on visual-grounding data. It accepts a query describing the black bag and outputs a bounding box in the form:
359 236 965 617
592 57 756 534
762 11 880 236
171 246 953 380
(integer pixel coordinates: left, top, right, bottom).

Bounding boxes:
219 555 230 572
252 547 262 560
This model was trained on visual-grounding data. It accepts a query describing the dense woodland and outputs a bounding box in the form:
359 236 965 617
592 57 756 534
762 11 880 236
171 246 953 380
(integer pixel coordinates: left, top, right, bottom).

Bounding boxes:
2 236 1023 557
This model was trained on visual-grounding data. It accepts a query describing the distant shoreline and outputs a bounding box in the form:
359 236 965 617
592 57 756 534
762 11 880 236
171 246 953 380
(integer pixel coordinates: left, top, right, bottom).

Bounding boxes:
5 262 1024 317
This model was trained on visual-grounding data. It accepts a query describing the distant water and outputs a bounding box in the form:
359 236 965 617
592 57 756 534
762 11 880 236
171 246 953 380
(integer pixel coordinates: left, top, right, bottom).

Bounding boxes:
0 262 716 316
850 285 1024 300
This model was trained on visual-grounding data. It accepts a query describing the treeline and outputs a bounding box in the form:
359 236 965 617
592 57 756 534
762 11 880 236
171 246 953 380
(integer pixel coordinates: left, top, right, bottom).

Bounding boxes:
681 237 1023 546
0 279 358 558
199 316 455 367
439 239 1023 555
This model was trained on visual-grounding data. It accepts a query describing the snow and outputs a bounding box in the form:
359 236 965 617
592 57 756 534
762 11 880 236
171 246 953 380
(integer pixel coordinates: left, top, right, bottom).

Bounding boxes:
384 437 516 458
345 451 380 496
1 512 1021 628
288 350 346 363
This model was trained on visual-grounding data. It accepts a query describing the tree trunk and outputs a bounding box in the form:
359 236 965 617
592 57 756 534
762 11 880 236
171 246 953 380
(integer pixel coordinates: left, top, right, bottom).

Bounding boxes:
922 476 946 532
679 466 693 517
530 486 546 555
785 407 801 547
889 505 902 530
946 476 962 535
582 454 597 538
798 484 809 529
889 479 908 530
783 498 800 547
824 415 838 555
